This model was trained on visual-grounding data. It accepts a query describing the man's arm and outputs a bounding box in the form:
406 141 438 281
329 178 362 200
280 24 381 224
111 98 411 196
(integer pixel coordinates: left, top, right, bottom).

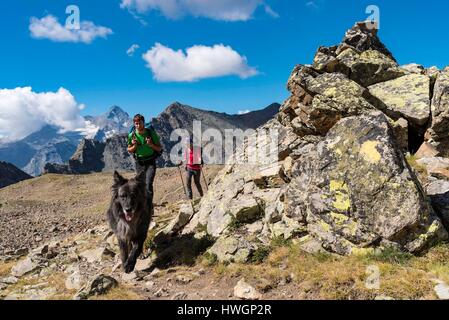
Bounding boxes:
146 130 162 153
127 135 138 153
148 140 162 153
127 144 137 153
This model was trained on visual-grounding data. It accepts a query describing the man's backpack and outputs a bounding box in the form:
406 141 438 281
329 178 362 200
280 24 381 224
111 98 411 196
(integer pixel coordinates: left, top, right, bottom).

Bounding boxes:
129 123 163 161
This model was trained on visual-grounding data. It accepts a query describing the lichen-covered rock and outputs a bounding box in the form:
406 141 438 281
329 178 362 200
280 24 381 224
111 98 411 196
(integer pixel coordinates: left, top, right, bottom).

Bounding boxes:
427 180 449 231
426 66 440 80
183 121 292 237
312 46 339 72
339 49 405 87
369 74 431 126
313 39 405 87
252 162 286 188
295 235 326 254
388 117 408 152
416 157 449 172
74 274 118 300
183 22 448 259
206 194 264 237
428 67 449 156
340 22 396 61
285 112 447 255
185 170 246 236
416 157 449 180
162 203 195 236
79 247 115 264
11 257 40 277
401 63 426 75
284 68 376 136
269 218 306 240
207 236 254 263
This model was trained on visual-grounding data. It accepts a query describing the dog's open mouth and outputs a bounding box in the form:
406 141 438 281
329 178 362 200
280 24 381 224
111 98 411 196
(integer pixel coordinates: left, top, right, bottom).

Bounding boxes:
123 210 134 222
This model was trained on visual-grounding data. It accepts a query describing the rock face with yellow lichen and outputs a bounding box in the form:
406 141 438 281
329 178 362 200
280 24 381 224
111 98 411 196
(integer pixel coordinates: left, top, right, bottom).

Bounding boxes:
285 112 446 255
368 74 431 126
180 21 449 261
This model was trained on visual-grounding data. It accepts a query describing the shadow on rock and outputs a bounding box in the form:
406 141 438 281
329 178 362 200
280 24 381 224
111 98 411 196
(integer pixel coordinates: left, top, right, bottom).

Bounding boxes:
149 232 214 269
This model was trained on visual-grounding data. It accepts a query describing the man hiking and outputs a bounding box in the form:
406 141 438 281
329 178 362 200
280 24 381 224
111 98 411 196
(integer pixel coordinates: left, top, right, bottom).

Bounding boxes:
181 137 204 200
127 114 162 204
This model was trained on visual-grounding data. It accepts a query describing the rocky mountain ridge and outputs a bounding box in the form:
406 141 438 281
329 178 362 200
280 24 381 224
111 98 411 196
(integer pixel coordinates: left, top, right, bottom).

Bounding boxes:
44 102 280 174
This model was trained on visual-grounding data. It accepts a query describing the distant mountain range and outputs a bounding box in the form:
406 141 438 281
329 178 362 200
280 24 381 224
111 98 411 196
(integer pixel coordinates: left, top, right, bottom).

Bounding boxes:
152 102 281 165
0 105 132 176
44 102 281 174
0 103 280 176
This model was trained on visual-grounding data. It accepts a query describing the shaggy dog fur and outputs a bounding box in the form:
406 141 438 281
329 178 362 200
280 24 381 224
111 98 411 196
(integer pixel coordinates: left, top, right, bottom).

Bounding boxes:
107 171 153 273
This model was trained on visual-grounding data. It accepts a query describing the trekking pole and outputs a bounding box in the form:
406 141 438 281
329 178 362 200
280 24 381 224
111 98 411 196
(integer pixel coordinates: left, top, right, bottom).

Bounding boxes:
177 165 188 197
201 166 209 191
178 165 194 211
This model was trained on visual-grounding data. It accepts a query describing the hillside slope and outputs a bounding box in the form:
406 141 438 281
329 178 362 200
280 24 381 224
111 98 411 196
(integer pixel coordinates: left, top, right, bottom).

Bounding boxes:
0 165 223 254
0 162 32 189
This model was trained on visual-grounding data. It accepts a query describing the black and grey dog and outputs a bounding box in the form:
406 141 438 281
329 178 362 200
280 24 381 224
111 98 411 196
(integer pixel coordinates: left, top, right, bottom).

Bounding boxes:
107 170 153 273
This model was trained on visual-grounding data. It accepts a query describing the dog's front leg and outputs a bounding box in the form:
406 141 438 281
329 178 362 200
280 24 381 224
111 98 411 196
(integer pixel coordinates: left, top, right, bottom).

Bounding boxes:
123 240 143 274
118 239 129 268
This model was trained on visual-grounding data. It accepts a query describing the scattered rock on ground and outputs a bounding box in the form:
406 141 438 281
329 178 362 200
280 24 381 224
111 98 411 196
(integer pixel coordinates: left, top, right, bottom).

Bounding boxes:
234 279 262 300
11 258 40 277
74 274 118 300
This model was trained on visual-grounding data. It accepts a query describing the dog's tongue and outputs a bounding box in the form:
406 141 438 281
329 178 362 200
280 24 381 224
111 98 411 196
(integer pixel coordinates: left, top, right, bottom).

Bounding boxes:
124 210 134 222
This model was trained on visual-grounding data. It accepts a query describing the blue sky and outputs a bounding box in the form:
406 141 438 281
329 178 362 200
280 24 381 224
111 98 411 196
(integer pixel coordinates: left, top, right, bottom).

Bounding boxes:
1 0 449 123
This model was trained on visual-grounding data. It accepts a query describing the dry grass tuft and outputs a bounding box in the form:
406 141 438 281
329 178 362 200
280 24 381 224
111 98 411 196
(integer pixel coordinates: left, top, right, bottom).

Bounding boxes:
0 260 16 277
90 286 143 300
208 241 449 300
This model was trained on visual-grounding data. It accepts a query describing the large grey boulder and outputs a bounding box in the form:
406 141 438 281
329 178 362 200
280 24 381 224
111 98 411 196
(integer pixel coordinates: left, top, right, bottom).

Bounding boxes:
369 74 431 126
282 66 376 137
285 112 447 255
337 49 405 87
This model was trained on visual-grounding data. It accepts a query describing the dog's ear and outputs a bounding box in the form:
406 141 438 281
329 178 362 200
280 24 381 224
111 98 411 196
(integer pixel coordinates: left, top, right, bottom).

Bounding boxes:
113 171 127 187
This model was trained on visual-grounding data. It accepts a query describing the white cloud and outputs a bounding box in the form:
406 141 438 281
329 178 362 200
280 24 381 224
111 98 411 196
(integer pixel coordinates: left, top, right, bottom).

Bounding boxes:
238 110 251 115
0 87 87 142
127 44 140 56
142 43 259 82
120 0 277 21
29 15 113 44
264 5 280 18
305 0 325 10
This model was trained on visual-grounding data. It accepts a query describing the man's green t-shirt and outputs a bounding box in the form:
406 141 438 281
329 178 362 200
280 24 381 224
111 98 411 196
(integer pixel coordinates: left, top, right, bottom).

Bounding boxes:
128 128 161 161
